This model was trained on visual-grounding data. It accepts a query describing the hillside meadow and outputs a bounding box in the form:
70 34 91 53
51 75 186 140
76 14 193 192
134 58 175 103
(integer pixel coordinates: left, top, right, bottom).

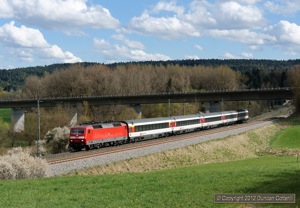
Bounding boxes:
0 117 299 207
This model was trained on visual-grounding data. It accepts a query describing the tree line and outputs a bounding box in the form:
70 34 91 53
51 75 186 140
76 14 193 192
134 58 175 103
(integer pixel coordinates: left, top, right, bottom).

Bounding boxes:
21 64 245 98
0 59 299 92
21 63 289 99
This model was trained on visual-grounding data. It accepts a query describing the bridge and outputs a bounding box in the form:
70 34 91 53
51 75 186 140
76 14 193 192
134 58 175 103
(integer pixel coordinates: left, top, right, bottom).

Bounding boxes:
0 88 293 108
0 88 294 132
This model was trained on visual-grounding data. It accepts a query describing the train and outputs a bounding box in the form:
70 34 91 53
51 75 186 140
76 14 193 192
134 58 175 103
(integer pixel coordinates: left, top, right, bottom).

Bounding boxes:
69 109 249 151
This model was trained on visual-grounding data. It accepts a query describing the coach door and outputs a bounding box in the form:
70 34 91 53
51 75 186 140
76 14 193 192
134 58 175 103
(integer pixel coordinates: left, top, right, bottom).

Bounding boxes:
169 120 176 131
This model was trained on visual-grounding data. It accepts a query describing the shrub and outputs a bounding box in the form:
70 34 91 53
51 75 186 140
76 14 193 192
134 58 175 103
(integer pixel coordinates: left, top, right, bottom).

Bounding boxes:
43 126 70 154
0 160 16 180
0 147 48 180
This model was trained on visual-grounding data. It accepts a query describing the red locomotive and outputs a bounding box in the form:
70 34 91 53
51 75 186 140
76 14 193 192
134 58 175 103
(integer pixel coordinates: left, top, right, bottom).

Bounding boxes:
69 122 128 151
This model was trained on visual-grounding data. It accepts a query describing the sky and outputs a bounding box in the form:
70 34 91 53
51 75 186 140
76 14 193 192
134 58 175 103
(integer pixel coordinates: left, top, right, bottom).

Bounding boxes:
0 0 300 69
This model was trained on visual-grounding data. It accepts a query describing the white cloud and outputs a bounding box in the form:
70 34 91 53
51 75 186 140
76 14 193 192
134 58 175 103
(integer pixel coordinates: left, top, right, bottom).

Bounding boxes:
152 0 184 15
266 20 300 45
184 55 200 59
248 45 262 51
127 1 200 39
241 52 254 58
0 21 82 64
264 0 300 15
185 0 217 28
0 0 14 18
214 1 265 29
112 34 145 50
185 0 265 30
123 39 145 50
93 38 170 62
123 0 273 63
0 21 48 48
223 52 239 59
127 0 266 39
264 20 300 54
43 45 82 63
0 0 119 34
224 0 261 4
209 29 275 46
223 52 253 59
128 12 200 39
195 45 204 51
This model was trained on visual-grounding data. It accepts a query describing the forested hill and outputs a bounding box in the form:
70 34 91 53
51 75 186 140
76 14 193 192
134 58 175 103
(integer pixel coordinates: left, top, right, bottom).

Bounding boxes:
108 59 300 71
0 62 99 91
1 59 300 91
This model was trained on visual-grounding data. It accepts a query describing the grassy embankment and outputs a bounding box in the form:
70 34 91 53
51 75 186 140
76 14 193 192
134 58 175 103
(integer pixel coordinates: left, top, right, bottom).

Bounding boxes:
0 108 11 123
0 116 300 207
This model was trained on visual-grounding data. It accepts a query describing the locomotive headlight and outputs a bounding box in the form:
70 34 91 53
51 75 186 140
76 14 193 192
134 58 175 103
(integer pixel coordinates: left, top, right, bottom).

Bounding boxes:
70 140 73 142
81 139 84 142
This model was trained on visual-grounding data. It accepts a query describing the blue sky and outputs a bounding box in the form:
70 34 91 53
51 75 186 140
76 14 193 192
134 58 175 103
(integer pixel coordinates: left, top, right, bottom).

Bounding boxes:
0 0 300 69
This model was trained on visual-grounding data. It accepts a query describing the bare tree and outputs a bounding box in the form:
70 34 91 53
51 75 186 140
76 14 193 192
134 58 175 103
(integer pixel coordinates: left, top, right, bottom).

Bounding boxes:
22 76 44 99
287 65 300 113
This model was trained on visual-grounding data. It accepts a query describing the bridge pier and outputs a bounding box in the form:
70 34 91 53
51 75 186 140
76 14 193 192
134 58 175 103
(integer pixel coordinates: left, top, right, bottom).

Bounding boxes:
204 101 221 113
11 108 78 133
12 108 25 132
69 112 78 126
131 104 142 119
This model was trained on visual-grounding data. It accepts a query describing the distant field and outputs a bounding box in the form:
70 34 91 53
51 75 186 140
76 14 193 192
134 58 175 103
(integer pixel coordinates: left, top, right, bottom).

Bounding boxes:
0 108 11 123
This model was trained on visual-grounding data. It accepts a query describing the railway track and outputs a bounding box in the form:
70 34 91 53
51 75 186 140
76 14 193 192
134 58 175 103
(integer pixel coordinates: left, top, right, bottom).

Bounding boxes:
46 119 267 165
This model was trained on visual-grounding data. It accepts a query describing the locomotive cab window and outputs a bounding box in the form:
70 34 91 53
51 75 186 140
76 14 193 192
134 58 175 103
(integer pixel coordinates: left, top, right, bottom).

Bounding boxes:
71 129 85 134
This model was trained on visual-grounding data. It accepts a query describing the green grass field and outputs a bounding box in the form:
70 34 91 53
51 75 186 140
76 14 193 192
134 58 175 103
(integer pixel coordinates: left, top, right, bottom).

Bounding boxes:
271 125 300 148
0 156 299 208
0 108 11 123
